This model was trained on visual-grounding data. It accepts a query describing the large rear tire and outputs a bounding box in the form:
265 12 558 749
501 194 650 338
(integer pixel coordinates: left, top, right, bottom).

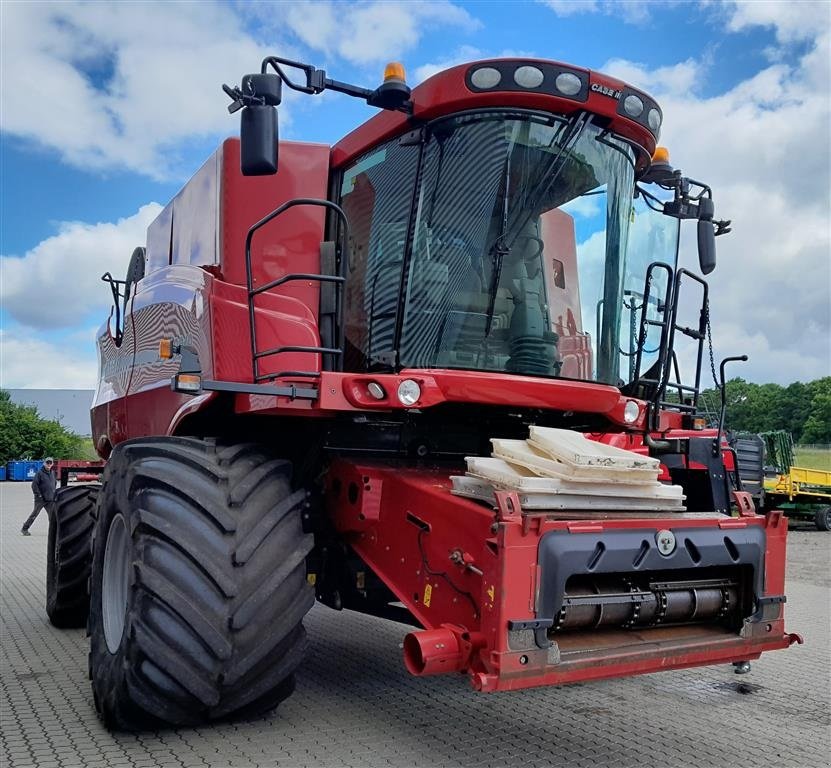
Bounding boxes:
47 485 98 628
814 506 831 531
88 438 314 730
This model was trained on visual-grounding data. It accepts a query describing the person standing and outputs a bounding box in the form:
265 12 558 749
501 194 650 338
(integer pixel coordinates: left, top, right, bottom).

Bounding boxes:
21 458 57 535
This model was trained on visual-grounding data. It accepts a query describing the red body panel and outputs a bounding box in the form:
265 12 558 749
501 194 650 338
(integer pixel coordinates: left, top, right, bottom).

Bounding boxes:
332 60 657 170
326 460 798 692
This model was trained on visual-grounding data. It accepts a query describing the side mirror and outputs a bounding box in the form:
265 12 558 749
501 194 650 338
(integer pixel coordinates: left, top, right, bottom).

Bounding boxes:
239 73 282 176
697 197 716 275
241 105 278 175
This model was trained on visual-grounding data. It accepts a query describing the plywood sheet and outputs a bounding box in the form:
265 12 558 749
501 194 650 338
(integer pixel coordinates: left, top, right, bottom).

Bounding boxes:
528 426 660 470
491 439 659 483
465 457 683 500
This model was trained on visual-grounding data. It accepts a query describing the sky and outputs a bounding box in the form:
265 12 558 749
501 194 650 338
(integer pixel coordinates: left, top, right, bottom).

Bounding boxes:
1 0 829 390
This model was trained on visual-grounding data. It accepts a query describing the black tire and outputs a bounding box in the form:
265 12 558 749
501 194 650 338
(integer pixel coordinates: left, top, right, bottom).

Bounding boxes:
814 506 831 532
47 485 98 628
88 437 314 730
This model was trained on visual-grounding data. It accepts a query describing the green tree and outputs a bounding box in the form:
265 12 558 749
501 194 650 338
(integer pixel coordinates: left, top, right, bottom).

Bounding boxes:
801 379 831 444
0 390 85 463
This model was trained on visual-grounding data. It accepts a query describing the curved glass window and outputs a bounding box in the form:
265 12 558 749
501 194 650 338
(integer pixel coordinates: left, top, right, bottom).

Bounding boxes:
338 110 679 386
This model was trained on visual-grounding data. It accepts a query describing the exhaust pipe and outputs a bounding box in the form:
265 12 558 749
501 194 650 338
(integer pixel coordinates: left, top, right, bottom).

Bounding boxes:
403 625 477 676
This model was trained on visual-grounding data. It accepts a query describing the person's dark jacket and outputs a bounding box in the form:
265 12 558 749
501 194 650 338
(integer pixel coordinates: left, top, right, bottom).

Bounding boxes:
31 466 57 503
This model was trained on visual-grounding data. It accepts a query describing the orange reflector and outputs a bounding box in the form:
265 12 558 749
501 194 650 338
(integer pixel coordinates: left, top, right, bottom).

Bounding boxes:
692 417 706 430
159 339 173 359
174 374 201 393
652 146 670 164
384 61 406 82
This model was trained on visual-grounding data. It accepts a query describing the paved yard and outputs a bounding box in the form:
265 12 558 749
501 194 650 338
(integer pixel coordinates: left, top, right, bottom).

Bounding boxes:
1 481 829 767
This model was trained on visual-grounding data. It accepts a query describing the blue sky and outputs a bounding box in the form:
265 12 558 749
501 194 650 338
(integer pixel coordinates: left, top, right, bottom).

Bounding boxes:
1 0 829 388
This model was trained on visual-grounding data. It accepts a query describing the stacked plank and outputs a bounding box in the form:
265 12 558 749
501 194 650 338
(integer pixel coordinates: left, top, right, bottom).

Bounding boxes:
451 426 685 512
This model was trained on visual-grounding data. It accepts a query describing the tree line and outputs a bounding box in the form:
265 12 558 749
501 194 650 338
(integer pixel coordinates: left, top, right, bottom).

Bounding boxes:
0 390 87 464
697 376 831 444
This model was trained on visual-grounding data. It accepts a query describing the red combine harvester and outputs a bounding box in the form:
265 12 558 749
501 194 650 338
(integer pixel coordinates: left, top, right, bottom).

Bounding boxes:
46 56 800 729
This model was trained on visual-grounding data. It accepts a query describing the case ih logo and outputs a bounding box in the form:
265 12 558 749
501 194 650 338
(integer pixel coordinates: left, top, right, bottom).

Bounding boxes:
591 83 622 99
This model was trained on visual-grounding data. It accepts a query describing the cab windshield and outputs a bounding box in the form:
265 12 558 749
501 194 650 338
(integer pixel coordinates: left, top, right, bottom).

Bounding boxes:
339 110 678 386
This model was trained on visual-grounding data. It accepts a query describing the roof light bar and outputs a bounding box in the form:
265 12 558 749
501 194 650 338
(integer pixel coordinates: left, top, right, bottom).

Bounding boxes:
466 61 589 102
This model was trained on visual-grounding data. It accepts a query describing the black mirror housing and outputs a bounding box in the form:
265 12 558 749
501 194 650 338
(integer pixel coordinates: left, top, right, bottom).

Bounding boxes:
697 197 716 274
240 105 278 176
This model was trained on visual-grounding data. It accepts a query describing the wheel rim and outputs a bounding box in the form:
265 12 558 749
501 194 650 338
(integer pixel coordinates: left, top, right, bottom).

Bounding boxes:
102 514 130 653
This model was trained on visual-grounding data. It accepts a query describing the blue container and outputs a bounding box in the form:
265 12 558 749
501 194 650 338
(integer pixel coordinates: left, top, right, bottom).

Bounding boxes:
25 461 43 481
7 461 27 481
0 466 6 481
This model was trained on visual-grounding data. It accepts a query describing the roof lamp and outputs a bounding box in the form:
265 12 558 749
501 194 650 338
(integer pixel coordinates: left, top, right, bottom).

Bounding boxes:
555 72 582 95
623 94 644 117
470 67 502 89
514 65 544 88
648 108 662 131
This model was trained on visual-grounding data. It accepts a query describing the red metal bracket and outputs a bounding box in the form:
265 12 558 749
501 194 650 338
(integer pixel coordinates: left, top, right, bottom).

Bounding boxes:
732 491 756 517
494 491 522 523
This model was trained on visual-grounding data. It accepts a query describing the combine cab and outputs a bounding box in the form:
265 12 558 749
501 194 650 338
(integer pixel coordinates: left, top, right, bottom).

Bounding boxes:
51 55 799 729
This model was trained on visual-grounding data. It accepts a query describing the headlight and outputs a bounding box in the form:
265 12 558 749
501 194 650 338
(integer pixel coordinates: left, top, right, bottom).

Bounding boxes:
623 400 641 424
397 379 421 407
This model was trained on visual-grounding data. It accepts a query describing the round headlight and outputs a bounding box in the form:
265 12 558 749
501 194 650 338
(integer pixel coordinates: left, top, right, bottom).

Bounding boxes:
648 108 662 132
513 65 544 89
623 94 644 117
397 379 421 407
623 400 641 424
470 67 502 89
554 72 582 96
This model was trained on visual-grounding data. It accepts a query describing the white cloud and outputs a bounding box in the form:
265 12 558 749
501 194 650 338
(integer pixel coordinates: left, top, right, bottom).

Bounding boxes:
1 204 163 329
0 329 98 389
602 28 831 384
541 0 652 24
724 0 831 42
276 1 480 65
413 46 536 84
0 2 278 179
0 0 478 178
601 58 703 97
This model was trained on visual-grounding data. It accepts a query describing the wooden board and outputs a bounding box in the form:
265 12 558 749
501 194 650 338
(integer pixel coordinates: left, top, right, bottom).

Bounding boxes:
465 456 683 500
450 476 686 512
528 426 660 470
490 439 659 483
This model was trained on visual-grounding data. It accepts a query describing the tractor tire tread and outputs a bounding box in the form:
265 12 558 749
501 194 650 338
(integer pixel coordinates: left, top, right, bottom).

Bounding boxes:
47 485 98 628
88 437 313 730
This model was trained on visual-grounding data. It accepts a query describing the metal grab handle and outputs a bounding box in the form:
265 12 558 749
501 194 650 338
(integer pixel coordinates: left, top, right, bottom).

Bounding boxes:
244 198 351 382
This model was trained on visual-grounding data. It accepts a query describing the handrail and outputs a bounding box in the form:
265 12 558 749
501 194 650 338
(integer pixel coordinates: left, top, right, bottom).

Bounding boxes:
244 198 350 383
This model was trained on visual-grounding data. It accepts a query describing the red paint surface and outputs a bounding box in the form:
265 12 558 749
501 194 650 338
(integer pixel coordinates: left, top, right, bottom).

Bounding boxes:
326 459 796 693
332 60 658 169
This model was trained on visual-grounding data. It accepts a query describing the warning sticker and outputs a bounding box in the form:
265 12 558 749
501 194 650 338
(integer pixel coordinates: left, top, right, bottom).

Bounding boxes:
423 584 433 608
